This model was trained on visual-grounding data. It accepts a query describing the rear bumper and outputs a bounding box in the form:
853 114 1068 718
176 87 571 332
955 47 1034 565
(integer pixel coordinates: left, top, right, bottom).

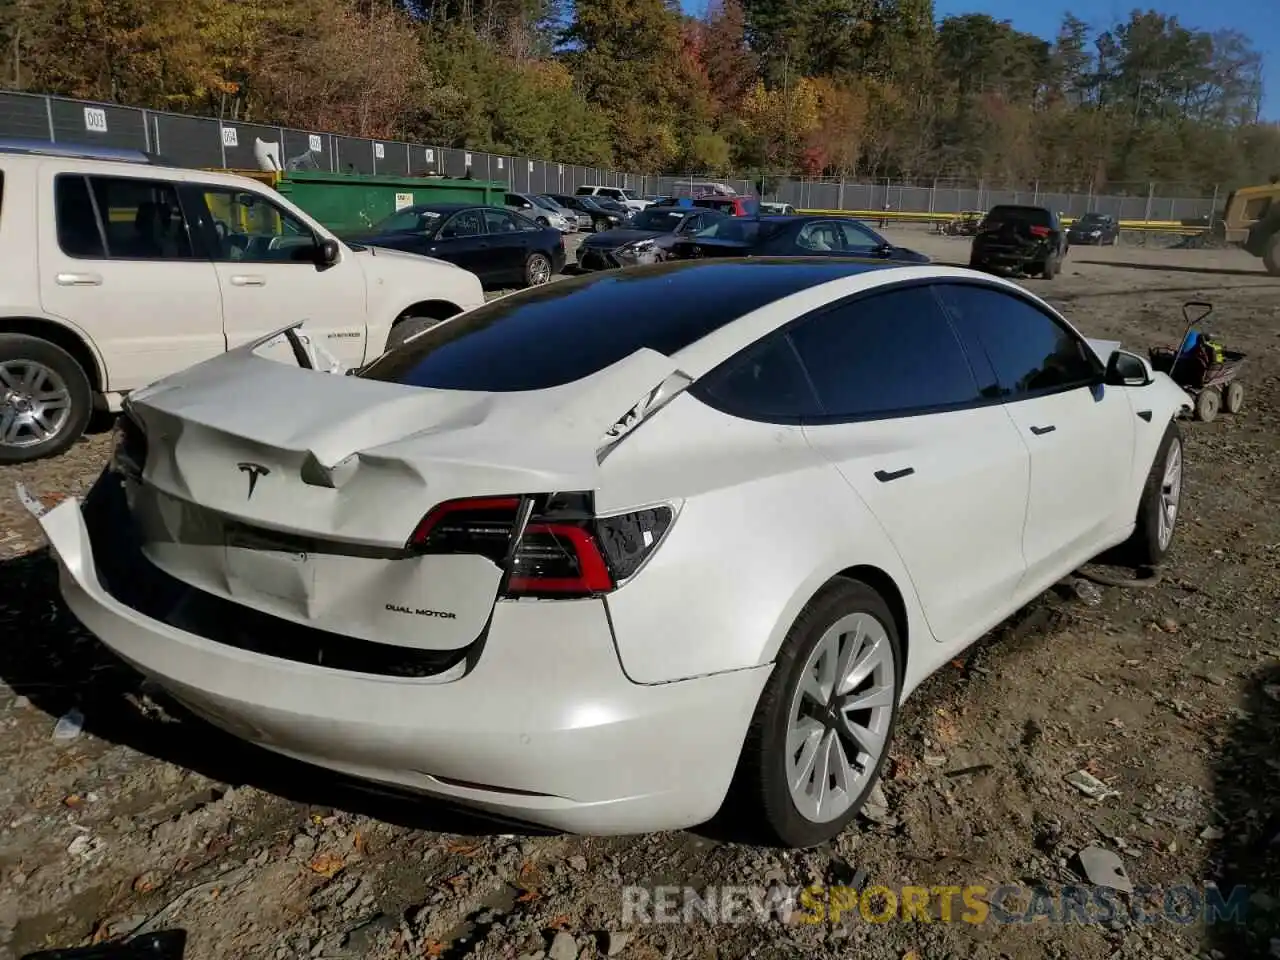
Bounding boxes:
36 495 770 835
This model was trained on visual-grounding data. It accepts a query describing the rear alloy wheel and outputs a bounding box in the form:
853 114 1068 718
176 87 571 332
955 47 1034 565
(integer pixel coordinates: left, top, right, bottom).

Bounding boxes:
1119 421 1182 566
524 252 552 287
535 216 550 227
0 334 92 464
738 578 901 847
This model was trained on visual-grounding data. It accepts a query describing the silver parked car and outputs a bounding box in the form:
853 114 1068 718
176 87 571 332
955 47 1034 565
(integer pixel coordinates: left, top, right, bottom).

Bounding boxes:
505 192 574 233
537 194 591 231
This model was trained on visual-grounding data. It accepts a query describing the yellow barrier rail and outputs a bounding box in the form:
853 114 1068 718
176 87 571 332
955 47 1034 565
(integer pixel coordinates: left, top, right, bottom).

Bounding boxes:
796 208 1209 234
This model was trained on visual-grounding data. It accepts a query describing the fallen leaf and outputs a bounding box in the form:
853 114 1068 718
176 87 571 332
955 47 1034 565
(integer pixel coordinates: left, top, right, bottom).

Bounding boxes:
516 889 540 903
548 914 572 930
422 940 445 957
447 842 479 856
445 873 468 890
353 832 366 855
132 874 157 894
519 860 537 880
309 853 345 878
63 794 83 807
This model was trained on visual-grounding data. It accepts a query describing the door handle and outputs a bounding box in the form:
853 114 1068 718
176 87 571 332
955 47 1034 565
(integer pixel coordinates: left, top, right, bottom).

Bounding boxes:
1136 410 1153 422
1030 424 1056 436
229 275 266 286
55 272 103 286
874 467 915 483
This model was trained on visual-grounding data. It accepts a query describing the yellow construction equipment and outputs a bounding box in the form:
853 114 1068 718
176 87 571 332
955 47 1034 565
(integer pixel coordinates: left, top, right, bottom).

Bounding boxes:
1218 181 1280 275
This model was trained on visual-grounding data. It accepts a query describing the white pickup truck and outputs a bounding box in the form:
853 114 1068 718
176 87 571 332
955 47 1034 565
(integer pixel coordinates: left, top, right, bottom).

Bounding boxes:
0 139 485 463
574 185 650 213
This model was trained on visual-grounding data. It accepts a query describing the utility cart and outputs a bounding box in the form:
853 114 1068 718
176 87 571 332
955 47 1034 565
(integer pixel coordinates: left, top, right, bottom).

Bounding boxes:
1148 301 1248 422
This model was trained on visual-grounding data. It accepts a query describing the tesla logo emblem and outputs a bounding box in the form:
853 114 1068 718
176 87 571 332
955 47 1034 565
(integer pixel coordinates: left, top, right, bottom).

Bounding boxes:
237 462 271 499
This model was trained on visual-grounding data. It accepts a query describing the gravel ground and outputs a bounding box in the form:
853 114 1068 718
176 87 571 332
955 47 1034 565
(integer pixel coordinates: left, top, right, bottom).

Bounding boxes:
1 230 1278 960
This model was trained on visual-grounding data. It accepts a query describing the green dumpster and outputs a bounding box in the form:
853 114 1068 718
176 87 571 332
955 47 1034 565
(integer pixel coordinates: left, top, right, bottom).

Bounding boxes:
225 170 505 235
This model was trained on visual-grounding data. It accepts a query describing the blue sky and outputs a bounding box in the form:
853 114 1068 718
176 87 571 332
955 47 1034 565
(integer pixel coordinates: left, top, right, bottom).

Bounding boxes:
680 0 1276 118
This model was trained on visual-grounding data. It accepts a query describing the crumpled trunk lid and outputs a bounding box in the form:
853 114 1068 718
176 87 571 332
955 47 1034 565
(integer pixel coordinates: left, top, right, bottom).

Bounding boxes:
108 330 681 651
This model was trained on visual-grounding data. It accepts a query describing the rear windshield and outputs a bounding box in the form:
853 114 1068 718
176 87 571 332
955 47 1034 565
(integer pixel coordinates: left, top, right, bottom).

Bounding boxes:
984 206 1053 227
630 208 688 231
1078 213 1107 223
358 262 865 392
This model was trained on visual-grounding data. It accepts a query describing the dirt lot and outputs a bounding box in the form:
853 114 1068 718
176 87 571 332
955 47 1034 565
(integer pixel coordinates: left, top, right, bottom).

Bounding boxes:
1 233 1278 960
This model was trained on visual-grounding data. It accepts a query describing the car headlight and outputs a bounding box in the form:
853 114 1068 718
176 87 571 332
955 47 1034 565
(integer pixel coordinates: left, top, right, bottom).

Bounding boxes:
623 239 656 254
1090 230 1101 237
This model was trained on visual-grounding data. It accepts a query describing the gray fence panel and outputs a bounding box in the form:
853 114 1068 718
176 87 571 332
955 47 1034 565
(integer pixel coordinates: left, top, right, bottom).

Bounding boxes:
152 113 221 169
332 136 375 174
0 91 53 139
50 98 147 151
218 121 283 170
528 160 547 194
406 143 442 176
277 129 325 171
489 154 511 186
899 186 931 212
440 148 466 178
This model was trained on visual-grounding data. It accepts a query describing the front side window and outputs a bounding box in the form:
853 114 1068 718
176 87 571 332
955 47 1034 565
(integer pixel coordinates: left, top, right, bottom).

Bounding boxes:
787 285 981 419
831 220 887 253
371 207 441 235
933 283 1101 399
64 176 197 260
199 187 317 263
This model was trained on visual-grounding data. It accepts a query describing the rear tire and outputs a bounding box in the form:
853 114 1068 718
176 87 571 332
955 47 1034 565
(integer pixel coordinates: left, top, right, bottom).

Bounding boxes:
1195 388 1220 422
736 578 902 848
0 334 93 464
524 252 553 287
387 313 452 349
1223 381 1244 414
1263 233 1280 276
1117 421 1182 566
1041 254 1058 279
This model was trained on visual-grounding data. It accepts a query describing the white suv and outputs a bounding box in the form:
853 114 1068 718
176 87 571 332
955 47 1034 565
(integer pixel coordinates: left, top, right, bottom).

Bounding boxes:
0 140 485 463
574 185 650 213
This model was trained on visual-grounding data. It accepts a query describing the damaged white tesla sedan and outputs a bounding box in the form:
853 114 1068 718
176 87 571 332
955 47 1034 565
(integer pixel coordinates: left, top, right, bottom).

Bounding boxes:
29 259 1192 847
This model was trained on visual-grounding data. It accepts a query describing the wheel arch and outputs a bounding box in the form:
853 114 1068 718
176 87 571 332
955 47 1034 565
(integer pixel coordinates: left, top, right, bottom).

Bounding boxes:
0 315 105 392
394 300 464 324
832 564 911 672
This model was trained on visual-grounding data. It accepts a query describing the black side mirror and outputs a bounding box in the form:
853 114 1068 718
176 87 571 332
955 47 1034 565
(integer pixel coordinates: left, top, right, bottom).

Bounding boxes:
317 238 340 267
1106 350 1152 386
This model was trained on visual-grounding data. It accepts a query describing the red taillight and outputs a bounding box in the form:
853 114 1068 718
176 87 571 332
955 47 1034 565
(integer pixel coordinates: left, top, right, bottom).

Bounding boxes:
407 495 674 599
507 522 614 596
1029 225 1051 237
411 496 521 563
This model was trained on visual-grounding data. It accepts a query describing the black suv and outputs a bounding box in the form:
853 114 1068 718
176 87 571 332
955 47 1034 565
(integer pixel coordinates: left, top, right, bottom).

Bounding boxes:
970 205 1066 279
1066 212 1120 246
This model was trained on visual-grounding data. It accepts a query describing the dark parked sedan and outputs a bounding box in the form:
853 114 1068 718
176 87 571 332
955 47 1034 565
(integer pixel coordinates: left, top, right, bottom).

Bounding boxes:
576 206 729 271
1066 212 1119 246
348 204 565 288
670 215 930 263
547 194 629 232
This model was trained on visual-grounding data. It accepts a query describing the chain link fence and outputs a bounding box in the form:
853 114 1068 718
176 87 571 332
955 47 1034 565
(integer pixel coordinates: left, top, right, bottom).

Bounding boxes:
0 91 1224 220
0 90 753 199
772 178 1221 223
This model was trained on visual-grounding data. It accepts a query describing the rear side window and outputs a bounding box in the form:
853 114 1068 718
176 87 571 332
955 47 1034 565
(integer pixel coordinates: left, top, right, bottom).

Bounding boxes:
696 336 819 420
85 176 197 259
55 175 108 257
787 286 981 419
933 283 1101 398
